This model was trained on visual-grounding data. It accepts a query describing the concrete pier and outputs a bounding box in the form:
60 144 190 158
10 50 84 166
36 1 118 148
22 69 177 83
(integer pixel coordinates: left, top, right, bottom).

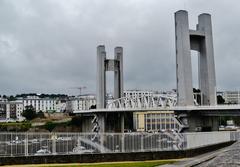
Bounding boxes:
96 45 124 109
114 47 123 100
96 45 124 133
175 10 194 106
175 10 216 106
96 45 106 109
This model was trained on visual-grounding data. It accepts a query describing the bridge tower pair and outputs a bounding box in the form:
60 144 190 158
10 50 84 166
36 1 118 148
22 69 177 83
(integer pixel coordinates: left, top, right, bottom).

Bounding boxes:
96 45 123 108
96 45 124 133
175 10 217 106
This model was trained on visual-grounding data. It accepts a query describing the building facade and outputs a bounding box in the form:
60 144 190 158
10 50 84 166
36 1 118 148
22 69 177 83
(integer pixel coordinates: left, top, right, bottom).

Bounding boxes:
133 111 180 132
19 96 66 113
124 90 153 99
0 101 24 122
66 95 96 112
223 91 240 104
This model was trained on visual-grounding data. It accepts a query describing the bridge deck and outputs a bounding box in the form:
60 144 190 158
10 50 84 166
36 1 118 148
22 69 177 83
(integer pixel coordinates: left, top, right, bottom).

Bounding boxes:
73 105 240 112
73 105 240 116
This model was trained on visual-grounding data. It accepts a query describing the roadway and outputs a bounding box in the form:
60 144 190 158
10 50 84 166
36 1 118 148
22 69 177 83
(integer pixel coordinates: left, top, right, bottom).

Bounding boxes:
160 141 237 167
73 104 240 116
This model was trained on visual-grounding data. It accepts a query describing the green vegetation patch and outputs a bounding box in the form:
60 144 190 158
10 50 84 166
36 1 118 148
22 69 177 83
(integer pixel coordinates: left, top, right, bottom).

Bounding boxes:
0 122 30 126
42 121 72 132
0 122 31 131
34 160 176 167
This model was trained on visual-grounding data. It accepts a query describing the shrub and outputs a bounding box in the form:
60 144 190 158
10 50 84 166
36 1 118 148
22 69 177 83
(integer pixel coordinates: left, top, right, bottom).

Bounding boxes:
44 121 56 132
22 105 37 120
71 116 82 126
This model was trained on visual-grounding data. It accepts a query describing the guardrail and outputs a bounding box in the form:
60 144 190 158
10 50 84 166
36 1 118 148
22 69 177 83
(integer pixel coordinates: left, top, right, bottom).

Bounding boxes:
0 131 238 157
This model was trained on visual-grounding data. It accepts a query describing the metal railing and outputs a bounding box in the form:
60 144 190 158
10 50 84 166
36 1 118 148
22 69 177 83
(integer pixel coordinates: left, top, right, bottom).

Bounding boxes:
0 131 238 157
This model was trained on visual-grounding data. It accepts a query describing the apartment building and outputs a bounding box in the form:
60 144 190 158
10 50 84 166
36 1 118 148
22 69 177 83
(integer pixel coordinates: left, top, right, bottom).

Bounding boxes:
133 111 180 132
19 96 66 113
66 94 96 112
0 101 24 122
223 91 240 104
124 90 153 99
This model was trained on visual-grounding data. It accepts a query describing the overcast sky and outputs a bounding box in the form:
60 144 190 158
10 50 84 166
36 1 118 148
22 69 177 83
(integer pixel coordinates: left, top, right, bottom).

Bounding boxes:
0 0 240 95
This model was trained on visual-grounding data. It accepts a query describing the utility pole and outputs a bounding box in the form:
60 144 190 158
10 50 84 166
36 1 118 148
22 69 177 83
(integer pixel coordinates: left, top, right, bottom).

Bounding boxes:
69 86 87 96
76 86 87 96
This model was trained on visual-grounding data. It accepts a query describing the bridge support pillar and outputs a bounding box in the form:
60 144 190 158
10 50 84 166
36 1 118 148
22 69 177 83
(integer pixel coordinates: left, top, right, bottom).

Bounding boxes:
114 47 124 100
203 116 219 131
96 45 124 133
96 45 124 109
177 111 220 132
98 114 106 133
98 114 106 153
121 113 124 133
97 46 106 109
120 113 125 152
175 10 193 106
24 133 28 156
187 113 204 132
175 10 216 106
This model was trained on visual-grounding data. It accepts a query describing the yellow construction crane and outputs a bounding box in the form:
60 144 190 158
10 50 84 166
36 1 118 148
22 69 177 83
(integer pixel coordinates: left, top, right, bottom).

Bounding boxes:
70 86 87 96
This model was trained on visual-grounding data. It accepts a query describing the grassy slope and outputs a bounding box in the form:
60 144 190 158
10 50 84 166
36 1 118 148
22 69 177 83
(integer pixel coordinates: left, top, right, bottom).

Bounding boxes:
32 160 176 167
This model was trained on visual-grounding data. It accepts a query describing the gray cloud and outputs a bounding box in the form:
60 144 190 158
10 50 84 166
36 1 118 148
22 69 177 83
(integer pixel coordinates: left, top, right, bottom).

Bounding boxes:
0 0 239 95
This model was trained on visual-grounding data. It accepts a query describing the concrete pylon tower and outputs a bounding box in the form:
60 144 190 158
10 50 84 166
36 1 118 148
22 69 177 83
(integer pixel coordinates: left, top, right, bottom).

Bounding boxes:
96 45 123 109
175 10 216 106
96 45 106 109
114 47 124 100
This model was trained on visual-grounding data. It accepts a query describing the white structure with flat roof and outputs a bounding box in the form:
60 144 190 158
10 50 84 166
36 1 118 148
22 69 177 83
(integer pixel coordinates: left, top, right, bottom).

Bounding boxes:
223 91 240 104
19 96 66 113
0 101 24 122
124 90 153 99
66 95 96 112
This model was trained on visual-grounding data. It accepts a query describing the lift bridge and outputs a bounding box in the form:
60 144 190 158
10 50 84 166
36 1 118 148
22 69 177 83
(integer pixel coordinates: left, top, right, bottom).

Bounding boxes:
1 10 240 159
73 94 240 154
74 94 240 132
73 94 240 150
73 10 240 147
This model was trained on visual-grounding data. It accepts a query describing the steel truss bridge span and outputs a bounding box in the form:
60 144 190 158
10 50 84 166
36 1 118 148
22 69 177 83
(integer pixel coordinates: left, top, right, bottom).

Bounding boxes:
74 104 240 114
106 94 177 110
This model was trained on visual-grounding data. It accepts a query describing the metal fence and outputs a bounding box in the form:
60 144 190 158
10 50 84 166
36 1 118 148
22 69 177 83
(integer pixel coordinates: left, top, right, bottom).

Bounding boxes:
0 131 239 157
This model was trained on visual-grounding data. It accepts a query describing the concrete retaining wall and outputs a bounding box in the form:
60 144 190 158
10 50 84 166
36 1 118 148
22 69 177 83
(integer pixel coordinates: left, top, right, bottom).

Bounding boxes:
185 131 231 149
0 141 234 166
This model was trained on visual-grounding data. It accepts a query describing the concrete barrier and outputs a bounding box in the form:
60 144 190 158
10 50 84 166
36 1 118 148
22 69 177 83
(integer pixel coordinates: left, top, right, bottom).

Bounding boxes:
184 131 231 149
0 141 234 166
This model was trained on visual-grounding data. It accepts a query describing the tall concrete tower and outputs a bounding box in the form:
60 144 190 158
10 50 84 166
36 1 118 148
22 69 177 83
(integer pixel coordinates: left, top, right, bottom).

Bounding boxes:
96 45 123 109
175 10 216 106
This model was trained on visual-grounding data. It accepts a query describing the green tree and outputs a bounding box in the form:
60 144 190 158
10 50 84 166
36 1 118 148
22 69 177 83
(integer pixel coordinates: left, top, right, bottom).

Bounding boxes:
22 105 37 120
37 110 45 118
71 116 82 126
193 88 201 104
44 121 56 132
193 88 201 93
8 95 16 101
217 95 225 104
89 105 96 109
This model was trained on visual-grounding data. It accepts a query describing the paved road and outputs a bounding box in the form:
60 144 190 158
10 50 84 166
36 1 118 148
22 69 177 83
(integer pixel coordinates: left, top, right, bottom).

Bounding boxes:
160 142 239 167
197 141 240 167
